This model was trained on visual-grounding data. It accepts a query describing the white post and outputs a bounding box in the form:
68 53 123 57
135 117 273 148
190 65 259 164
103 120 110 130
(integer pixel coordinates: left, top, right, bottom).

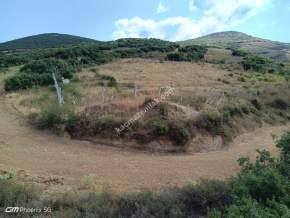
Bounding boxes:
52 72 64 105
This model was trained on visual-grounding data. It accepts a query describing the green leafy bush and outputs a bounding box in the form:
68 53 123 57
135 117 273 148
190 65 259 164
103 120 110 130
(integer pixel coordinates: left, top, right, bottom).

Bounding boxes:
168 123 190 146
98 75 117 87
38 104 64 129
20 58 75 78
231 49 249 57
5 73 53 91
276 131 290 177
194 110 223 135
4 58 76 91
151 120 169 136
270 98 288 110
166 45 207 62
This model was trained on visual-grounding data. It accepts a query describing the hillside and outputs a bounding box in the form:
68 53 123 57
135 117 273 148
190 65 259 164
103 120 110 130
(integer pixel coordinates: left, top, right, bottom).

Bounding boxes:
0 33 99 51
1 32 290 217
179 31 290 61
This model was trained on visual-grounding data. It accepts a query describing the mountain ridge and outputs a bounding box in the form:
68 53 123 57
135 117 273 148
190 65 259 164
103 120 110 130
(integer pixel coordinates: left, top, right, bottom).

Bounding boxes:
1 31 290 61
179 31 290 61
0 33 99 51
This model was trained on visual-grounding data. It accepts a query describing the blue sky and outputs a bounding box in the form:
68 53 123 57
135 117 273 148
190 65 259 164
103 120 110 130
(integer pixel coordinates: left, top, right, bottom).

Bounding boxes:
0 0 289 43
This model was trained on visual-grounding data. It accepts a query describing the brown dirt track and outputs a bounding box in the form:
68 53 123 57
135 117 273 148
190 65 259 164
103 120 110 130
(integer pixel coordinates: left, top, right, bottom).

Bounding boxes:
0 93 289 193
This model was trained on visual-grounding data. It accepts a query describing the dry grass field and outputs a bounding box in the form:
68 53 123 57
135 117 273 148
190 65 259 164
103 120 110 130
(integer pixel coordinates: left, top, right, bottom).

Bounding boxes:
4 58 289 150
7 57 287 117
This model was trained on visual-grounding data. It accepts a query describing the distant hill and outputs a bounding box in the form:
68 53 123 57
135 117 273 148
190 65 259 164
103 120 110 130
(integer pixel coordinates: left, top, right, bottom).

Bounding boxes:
179 31 290 61
0 33 99 51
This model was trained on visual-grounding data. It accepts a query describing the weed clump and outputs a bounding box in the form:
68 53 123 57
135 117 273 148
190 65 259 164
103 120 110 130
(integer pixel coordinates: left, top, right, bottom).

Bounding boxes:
270 98 288 110
168 123 190 146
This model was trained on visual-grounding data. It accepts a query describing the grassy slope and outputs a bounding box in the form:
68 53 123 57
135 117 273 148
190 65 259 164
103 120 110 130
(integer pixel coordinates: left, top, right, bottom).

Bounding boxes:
0 33 99 51
179 31 290 61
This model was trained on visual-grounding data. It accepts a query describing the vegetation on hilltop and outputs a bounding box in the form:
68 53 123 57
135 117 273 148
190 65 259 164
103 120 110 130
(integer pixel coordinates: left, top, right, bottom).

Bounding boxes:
179 31 290 61
0 33 99 51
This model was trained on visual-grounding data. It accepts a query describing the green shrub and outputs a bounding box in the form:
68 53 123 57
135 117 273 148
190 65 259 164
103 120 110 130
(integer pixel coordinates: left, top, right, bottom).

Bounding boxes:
166 45 207 62
251 99 262 110
65 113 125 138
270 98 288 110
98 75 117 87
5 73 53 91
38 104 64 130
168 123 190 146
194 110 222 135
158 103 169 116
179 180 233 216
222 105 243 119
5 58 76 91
166 52 183 61
151 120 169 136
276 131 290 177
20 58 75 79
231 49 249 57
0 180 38 209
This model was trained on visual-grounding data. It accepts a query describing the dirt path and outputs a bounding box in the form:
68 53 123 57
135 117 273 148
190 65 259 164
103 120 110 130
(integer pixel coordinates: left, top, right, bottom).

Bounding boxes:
0 94 289 192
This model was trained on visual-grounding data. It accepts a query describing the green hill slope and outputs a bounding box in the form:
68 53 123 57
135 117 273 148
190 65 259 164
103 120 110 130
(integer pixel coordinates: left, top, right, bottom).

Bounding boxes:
0 33 99 51
179 31 290 61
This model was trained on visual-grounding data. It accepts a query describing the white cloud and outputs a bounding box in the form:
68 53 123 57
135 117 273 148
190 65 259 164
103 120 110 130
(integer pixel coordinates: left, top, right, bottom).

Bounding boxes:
189 0 197 12
113 0 271 41
156 1 168 14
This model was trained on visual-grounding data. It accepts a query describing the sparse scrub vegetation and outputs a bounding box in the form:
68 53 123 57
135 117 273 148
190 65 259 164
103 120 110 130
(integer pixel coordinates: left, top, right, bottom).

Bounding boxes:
98 75 117 87
3 37 290 151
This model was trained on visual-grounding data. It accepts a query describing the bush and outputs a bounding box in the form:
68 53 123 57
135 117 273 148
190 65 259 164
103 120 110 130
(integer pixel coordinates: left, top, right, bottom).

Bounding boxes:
38 104 65 130
151 120 169 136
270 98 288 110
20 58 75 79
5 58 76 91
166 45 207 62
194 110 223 135
251 99 262 110
158 103 169 116
98 75 117 87
276 131 290 177
0 180 39 210
231 49 249 57
65 113 125 138
168 123 190 146
179 180 233 216
5 73 53 91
